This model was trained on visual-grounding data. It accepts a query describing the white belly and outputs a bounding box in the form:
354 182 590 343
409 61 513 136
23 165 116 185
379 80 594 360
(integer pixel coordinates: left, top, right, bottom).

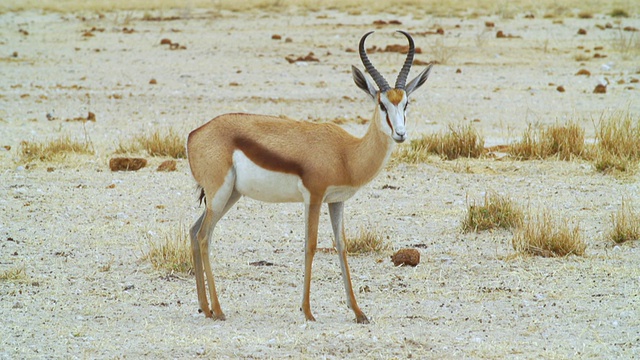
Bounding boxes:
232 150 304 203
323 185 359 203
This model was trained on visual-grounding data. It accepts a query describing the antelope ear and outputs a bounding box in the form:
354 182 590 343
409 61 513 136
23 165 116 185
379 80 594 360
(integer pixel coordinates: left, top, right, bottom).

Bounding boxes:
352 65 378 100
405 64 433 96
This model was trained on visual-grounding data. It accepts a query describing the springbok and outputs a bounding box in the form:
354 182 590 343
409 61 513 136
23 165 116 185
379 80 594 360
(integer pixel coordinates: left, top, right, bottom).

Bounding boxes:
187 30 432 323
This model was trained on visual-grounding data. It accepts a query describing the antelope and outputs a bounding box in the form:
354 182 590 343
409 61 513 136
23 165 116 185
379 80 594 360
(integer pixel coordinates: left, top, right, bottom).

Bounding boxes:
187 30 432 323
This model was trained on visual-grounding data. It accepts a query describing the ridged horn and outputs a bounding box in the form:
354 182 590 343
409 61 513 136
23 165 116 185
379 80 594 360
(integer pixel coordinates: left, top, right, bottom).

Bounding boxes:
359 31 390 92
394 30 415 90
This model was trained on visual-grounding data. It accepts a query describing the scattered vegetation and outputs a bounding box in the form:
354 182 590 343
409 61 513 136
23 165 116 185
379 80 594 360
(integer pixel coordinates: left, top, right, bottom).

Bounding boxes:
19 135 94 162
0 266 28 282
428 38 457 65
588 112 640 174
610 9 629 18
512 211 586 257
606 200 640 244
577 11 593 19
345 227 390 255
394 123 484 163
462 192 524 232
509 121 585 160
142 226 193 274
116 128 185 159
612 27 640 58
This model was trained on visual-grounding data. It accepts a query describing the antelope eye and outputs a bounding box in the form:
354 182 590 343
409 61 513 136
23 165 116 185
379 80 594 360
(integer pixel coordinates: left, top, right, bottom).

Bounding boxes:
379 103 387 113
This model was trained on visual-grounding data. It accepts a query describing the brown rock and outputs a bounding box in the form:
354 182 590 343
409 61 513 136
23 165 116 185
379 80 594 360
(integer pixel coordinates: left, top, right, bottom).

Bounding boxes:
391 248 420 267
593 84 607 94
160 38 172 45
557 85 565 92
575 69 591 76
157 160 177 172
109 157 147 171
577 28 587 35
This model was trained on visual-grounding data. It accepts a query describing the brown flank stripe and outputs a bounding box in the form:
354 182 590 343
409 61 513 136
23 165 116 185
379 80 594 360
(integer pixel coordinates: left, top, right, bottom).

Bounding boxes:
233 136 304 178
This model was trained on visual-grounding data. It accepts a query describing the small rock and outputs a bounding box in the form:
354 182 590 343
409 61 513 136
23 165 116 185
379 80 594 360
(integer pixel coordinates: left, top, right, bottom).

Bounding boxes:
157 160 177 172
109 157 147 171
593 84 607 94
391 248 420 267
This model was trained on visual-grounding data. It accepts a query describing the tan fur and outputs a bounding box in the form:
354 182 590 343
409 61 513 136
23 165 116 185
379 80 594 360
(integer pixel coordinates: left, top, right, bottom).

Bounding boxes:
188 112 391 198
187 109 390 324
386 88 405 105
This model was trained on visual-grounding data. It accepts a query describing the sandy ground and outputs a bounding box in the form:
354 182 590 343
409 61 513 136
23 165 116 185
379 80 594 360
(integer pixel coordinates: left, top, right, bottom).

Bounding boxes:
1 7 640 359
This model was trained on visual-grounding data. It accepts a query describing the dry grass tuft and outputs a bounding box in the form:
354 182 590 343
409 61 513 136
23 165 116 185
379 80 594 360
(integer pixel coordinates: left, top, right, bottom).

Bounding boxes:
117 129 185 159
0 266 28 282
462 192 524 233
142 226 193 274
512 212 586 257
509 121 584 160
345 227 390 255
606 200 640 244
588 112 640 174
20 135 93 163
394 123 484 163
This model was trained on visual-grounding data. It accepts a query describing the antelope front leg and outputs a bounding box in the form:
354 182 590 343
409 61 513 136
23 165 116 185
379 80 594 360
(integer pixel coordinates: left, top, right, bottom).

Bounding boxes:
301 201 321 322
328 202 369 324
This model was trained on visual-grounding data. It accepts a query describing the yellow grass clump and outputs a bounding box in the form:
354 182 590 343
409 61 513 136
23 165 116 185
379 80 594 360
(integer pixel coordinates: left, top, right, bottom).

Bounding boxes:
117 128 185 159
0 266 28 282
394 123 484 163
509 121 585 160
512 212 586 257
19 135 94 163
142 226 193 274
606 200 640 244
345 227 390 255
588 112 640 174
462 192 524 233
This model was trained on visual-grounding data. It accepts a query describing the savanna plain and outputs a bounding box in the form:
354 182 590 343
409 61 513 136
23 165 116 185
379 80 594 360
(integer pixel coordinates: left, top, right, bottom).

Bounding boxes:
1 1 640 358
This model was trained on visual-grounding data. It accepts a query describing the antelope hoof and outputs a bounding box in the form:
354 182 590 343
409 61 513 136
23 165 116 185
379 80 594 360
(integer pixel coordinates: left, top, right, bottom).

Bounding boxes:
213 312 226 321
199 308 213 318
356 314 370 324
303 311 316 322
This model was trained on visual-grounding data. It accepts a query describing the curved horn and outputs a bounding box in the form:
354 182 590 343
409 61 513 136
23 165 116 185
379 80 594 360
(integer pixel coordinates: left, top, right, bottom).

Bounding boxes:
359 31 390 92
394 30 415 90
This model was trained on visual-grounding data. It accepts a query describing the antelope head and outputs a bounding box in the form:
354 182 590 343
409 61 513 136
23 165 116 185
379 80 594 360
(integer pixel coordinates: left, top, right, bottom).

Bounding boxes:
352 30 433 143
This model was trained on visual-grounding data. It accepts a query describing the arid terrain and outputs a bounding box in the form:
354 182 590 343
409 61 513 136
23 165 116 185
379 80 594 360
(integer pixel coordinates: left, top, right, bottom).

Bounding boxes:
1 4 640 359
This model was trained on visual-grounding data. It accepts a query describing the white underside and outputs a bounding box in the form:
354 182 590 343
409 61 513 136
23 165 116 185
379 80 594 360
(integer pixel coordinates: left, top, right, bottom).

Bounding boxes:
231 150 358 203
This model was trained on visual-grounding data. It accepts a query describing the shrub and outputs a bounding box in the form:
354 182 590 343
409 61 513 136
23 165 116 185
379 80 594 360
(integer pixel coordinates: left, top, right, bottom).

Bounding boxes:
607 200 640 243
509 121 584 160
462 192 524 232
20 135 94 162
512 212 586 257
117 128 185 159
588 112 640 174
394 123 484 163
142 226 193 274
345 227 390 255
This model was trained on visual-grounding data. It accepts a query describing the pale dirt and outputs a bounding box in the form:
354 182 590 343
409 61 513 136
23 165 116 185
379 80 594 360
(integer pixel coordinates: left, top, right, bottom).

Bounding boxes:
1 8 640 359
